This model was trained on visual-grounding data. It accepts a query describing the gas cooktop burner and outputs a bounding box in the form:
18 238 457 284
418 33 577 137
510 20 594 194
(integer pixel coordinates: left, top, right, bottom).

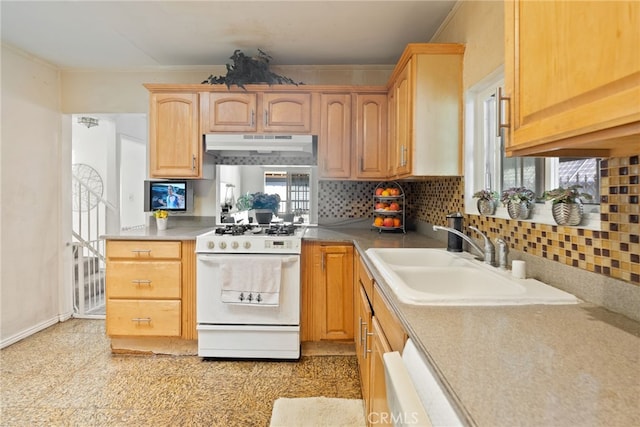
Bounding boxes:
265 224 298 236
212 223 300 236
214 224 254 235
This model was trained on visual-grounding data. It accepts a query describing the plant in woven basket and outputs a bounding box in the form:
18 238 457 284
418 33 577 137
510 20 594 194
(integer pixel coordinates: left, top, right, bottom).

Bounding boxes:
472 189 499 215
543 185 593 226
501 187 536 220
201 49 302 89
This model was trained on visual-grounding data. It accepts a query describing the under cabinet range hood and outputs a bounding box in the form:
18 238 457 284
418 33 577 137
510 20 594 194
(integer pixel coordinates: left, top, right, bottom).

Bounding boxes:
205 134 314 155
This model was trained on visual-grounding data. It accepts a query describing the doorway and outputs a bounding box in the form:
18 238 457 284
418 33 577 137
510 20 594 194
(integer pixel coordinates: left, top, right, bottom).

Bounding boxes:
70 113 147 317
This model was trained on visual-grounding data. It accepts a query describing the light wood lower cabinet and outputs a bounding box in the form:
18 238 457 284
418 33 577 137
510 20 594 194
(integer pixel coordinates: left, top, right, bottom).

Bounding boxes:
301 241 354 342
106 240 197 341
355 249 408 426
107 300 181 337
369 317 393 426
355 284 373 409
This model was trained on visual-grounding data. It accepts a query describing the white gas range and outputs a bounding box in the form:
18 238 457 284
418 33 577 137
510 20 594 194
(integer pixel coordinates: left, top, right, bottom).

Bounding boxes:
195 223 305 359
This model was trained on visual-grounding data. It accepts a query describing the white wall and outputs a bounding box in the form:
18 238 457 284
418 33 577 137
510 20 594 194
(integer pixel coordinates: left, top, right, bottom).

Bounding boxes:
60 65 394 113
1 46 65 347
431 1 504 90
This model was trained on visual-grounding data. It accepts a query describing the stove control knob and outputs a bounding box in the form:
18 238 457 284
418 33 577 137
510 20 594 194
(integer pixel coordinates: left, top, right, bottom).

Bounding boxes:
232 241 239 249
243 241 251 249
207 241 215 249
219 241 227 250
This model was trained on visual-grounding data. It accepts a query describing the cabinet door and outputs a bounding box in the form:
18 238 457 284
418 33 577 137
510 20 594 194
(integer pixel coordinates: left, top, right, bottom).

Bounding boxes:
149 93 201 178
392 61 412 177
262 93 312 132
354 93 388 179
313 244 354 340
319 94 352 179
202 92 258 132
505 0 640 157
355 284 373 414
369 317 393 426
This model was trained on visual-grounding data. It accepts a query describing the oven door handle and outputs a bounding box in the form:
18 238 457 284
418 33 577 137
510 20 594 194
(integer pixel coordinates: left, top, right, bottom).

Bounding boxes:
198 255 299 264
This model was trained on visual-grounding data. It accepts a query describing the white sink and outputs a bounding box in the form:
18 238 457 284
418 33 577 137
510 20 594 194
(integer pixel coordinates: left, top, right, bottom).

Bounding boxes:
366 248 579 306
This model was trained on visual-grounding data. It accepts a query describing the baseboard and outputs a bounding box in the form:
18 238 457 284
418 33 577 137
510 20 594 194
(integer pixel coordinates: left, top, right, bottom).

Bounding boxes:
0 315 59 349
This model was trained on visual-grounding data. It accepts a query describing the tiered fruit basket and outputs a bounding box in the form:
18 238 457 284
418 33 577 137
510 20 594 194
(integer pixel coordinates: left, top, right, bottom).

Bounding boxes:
372 181 405 233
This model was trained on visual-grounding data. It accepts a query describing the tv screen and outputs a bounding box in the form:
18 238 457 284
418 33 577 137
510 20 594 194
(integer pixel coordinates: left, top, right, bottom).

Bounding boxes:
150 181 187 211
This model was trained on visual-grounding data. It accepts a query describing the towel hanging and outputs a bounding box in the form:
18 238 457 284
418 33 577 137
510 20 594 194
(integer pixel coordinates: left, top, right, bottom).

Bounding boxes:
219 256 282 306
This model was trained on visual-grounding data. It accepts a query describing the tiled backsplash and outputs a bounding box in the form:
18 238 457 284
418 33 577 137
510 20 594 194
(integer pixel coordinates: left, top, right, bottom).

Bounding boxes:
317 155 639 285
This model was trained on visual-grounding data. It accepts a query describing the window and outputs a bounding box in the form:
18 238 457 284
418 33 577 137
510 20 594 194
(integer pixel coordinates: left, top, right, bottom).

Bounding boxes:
464 68 600 229
264 168 311 220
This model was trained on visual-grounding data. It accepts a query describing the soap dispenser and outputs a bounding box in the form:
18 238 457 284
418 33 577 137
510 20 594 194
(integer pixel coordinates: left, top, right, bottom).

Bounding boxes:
446 212 464 252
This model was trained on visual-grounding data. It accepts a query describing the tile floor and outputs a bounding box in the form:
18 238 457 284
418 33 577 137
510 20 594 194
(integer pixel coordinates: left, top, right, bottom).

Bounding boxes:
0 319 361 426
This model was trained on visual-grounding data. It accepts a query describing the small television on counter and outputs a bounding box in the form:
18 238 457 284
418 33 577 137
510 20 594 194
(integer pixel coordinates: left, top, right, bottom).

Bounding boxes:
143 180 193 213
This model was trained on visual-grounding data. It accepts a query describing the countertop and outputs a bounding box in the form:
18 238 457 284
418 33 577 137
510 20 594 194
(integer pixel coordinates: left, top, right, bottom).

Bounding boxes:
305 227 640 427
103 224 640 426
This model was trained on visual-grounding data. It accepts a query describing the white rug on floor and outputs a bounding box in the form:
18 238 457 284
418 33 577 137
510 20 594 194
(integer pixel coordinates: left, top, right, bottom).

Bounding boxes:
270 397 366 427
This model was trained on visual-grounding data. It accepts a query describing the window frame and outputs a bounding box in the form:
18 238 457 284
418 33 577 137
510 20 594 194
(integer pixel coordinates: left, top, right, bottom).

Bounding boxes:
464 67 601 230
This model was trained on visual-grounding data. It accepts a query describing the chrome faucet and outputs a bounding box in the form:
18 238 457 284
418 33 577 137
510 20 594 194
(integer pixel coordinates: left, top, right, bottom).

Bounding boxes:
495 238 508 269
433 225 496 266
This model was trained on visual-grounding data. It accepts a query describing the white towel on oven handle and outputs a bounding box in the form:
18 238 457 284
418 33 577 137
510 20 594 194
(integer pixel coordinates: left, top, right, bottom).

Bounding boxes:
220 256 282 306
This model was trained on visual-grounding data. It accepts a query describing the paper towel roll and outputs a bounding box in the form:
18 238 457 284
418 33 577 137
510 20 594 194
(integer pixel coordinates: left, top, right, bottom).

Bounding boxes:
512 260 526 279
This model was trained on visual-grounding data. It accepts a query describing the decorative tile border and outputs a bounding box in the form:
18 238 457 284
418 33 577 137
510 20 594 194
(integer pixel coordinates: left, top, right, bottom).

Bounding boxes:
317 155 638 285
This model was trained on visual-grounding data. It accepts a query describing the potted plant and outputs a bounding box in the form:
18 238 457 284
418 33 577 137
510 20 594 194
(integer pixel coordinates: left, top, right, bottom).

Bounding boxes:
236 192 281 223
501 187 536 219
153 209 168 230
543 184 593 225
472 189 499 215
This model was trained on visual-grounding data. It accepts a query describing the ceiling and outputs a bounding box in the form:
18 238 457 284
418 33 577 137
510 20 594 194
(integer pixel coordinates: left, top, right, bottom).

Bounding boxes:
1 1 457 70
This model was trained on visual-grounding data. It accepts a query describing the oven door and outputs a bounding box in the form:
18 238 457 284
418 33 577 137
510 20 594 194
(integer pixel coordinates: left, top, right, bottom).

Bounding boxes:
196 254 300 325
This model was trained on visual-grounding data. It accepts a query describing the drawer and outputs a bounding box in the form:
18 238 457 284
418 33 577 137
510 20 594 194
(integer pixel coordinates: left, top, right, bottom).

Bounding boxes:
107 240 181 260
373 285 407 353
106 299 181 337
357 252 374 301
107 261 181 299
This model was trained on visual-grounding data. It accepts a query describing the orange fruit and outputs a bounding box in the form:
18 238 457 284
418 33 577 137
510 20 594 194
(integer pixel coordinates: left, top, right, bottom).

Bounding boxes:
374 217 384 226
393 218 401 227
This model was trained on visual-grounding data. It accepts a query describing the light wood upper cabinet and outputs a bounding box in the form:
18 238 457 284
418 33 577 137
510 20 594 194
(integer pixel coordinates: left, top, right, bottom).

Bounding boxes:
389 61 412 177
262 93 312 132
354 93 388 179
319 93 352 179
202 92 258 132
319 91 389 180
201 92 312 133
148 92 202 178
386 44 465 178
504 1 640 157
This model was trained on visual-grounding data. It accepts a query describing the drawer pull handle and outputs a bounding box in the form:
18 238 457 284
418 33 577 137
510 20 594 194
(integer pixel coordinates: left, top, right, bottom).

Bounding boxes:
131 249 151 255
131 317 152 324
132 280 152 286
363 326 374 358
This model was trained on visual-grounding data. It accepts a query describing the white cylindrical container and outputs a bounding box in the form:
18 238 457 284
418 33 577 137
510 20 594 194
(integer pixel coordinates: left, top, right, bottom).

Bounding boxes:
156 217 168 231
512 260 526 279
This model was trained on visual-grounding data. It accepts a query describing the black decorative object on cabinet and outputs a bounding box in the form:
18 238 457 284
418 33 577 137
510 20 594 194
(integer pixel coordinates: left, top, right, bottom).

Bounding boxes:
372 181 405 233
